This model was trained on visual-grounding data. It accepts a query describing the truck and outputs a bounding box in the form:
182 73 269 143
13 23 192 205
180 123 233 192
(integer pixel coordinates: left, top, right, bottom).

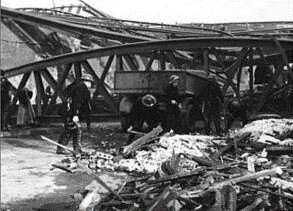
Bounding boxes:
114 70 209 133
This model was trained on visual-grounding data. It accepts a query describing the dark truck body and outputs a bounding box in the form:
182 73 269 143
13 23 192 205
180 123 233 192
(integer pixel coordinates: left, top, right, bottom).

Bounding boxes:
114 70 207 96
114 70 208 132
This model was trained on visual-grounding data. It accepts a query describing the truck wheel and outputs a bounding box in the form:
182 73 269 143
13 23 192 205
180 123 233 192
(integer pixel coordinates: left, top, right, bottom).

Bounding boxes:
120 114 131 133
182 104 196 133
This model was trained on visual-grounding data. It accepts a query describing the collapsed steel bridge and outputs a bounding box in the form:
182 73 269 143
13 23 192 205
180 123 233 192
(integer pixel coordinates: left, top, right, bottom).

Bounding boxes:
1 2 293 120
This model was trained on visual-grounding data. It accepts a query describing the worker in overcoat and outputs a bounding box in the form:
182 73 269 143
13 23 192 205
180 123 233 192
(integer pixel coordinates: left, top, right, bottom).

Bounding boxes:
164 75 183 134
17 88 34 126
200 75 224 135
57 74 93 156
1 78 14 131
126 94 159 145
226 99 249 131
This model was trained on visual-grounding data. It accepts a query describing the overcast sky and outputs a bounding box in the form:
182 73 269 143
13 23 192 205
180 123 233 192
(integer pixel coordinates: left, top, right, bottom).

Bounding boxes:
1 0 292 24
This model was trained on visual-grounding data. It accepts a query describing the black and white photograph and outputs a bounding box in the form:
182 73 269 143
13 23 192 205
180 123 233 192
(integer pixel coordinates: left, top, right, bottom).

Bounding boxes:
1 0 293 210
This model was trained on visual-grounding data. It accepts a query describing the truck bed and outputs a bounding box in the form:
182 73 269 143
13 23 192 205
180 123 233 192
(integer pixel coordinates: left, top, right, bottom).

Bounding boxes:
114 70 208 97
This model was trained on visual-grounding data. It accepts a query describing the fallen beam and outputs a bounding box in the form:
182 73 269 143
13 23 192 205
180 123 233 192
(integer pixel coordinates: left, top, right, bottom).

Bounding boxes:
123 125 163 155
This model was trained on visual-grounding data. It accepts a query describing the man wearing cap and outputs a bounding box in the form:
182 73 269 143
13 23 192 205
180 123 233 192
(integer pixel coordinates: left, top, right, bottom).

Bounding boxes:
164 75 182 134
126 94 159 144
57 73 93 156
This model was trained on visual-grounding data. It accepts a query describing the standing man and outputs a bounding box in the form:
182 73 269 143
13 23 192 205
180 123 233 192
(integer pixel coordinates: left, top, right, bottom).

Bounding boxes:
17 88 34 126
1 78 14 131
164 75 182 134
43 86 52 109
201 75 224 136
57 74 93 157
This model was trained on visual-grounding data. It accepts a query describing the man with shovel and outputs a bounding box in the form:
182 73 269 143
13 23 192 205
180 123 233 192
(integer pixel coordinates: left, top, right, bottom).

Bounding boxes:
56 74 93 157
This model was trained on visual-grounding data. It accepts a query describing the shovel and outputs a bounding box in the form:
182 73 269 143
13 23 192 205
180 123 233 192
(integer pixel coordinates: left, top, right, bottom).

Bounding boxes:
40 135 76 157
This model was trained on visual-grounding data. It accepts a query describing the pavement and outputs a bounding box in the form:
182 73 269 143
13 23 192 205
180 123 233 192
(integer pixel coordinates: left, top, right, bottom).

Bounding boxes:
0 121 125 211
0 125 62 138
0 121 121 138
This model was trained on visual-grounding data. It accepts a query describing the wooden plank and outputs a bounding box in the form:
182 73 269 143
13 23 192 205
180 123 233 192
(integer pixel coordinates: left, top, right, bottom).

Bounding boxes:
123 125 163 155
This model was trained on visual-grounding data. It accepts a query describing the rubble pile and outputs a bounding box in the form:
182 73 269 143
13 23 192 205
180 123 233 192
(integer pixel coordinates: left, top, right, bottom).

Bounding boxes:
87 134 217 174
231 118 293 145
53 119 293 211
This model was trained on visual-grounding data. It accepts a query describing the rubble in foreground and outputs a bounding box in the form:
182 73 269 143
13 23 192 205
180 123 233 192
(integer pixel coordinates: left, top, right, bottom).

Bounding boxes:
52 118 293 211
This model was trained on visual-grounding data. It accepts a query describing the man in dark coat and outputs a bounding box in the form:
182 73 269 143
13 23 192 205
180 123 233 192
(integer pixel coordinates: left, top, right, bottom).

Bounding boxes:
226 99 249 131
126 94 159 145
164 75 182 134
17 88 34 126
200 75 224 135
1 78 14 130
57 74 93 156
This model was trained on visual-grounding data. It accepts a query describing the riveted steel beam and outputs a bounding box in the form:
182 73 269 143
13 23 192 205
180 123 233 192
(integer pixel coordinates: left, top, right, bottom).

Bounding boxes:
1 7 152 43
3 37 293 78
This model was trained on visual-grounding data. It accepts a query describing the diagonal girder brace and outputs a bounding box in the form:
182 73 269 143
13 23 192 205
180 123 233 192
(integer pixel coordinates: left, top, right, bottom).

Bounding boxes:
41 68 66 101
222 48 251 96
100 55 114 82
45 63 73 114
81 60 119 113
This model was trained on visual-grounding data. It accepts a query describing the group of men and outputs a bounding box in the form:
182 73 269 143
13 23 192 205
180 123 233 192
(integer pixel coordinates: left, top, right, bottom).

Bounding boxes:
163 74 234 136
0 73 93 158
127 74 249 143
1 72 248 157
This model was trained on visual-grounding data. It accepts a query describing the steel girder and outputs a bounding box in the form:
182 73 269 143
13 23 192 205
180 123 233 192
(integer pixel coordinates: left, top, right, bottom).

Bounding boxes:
2 37 293 116
3 37 293 78
1 7 153 43
2 5 293 117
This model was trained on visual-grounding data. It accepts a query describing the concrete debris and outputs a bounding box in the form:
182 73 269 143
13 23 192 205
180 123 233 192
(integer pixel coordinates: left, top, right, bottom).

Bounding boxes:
51 118 293 210
230 118 293 143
